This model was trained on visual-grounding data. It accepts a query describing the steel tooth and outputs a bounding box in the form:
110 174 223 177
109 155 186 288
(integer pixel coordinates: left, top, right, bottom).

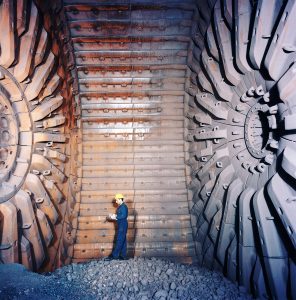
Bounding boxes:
41 177 64 204
194 128 227 141
0 201 18 263
199 178 216 202
202 237 215 268
20 236 33 270
39 75 61 102
201 49 233 102
196 13 209 39
16 0 27 36
25 52 55 101
206 26 219 61
14 3 39 82
238 187 257 292
31 95 63 121
253 189 287 258
214 3 242 84
213 257 224 273
187 119 198 132
277 62 296 112
267 173 296 248
197 147 230 180
43 147 67 162
252 258 268 298
191 199 205 220
43 115 66 129
233 0 252 73
249 0 283 69
33 29 48 68
188 51 201 74
36 209 53 247
196 1 212 24
204 164 235 223
217 178 244 265
185 105 196 117
197 69 214 94
193 113 212 125
12 190 45 270
208 209 222 244
0 0 15 67
253 189 288 298
199 140 213 157
31 154 66 183
34 132 66 143
222 0 233 29
186 157 198 168
196 93 228 120
264 1 296 80
227 236 238 283
192 45 202 63
281 146 296 179
24 173 59 225
195 215 209 245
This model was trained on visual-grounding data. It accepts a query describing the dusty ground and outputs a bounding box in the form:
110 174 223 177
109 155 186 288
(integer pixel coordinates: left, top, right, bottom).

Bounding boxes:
0 258 252 299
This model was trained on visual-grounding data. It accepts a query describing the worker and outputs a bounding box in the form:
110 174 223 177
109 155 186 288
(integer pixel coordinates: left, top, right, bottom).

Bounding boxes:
106 193 128 260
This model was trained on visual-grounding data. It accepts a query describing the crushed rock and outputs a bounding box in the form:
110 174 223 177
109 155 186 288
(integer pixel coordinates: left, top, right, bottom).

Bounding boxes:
0 258 252 299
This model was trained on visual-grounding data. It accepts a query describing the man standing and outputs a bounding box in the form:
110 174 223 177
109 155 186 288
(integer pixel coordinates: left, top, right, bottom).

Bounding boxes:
106 193 128 260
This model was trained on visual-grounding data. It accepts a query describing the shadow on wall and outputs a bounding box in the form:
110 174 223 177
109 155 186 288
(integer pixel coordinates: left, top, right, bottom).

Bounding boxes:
131 209 138 258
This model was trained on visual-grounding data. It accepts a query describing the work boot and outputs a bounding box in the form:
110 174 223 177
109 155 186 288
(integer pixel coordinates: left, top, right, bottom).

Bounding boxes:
118 256 128 260
105 255 117 261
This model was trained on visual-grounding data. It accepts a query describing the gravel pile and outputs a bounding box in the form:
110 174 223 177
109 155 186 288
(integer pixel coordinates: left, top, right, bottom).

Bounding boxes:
0 258 252 299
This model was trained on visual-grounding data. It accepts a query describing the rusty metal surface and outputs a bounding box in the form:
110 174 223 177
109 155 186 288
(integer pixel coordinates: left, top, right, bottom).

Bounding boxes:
63 0 196 263
0 0 75 271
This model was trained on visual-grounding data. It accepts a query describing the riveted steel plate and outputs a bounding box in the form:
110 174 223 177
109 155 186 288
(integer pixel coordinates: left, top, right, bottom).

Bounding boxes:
63 0 195 264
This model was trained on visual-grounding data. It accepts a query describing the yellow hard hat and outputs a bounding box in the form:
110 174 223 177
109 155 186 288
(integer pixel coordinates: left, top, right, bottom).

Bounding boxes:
114 193 124 200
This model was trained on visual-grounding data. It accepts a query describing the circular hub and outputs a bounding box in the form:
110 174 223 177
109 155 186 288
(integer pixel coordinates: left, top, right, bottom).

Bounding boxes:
0 68 32 202
245 103 270 159
0 97 18 177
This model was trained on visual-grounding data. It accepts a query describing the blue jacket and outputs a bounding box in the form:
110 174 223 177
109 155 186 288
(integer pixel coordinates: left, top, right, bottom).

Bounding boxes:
116 203 128 225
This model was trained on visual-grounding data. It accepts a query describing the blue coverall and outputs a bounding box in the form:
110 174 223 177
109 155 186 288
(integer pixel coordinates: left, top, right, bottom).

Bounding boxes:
112 202 128 258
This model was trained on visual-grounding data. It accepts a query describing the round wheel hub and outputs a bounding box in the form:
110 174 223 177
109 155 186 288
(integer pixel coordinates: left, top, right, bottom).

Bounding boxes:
244 103 270 159
0 68 32 202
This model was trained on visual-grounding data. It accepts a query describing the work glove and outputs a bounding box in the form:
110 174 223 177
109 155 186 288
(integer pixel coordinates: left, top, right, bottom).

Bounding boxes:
107 213 117 220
